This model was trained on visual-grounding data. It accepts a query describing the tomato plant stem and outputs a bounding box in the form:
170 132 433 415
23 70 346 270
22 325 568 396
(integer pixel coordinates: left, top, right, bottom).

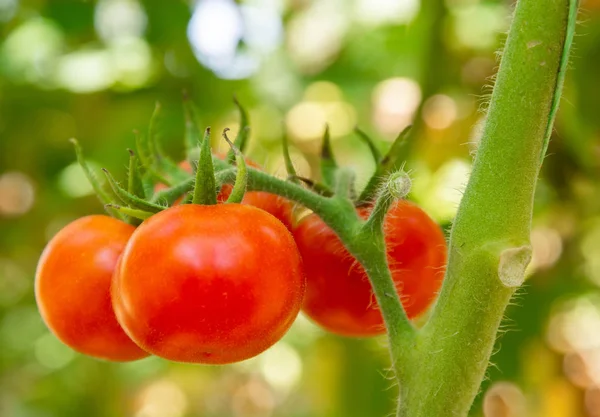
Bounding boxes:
396 0 578 415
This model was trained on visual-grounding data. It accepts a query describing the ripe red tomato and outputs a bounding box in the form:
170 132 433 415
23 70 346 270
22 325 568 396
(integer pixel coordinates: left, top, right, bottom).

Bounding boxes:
156 158 293 229
35 216 148 361
112 203 305 364
293 200 447 337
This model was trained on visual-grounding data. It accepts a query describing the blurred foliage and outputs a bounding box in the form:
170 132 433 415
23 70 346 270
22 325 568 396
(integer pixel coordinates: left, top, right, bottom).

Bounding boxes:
2 0 600 416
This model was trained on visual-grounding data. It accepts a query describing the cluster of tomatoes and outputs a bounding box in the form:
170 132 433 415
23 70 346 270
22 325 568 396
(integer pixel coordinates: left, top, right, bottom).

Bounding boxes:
35 151 447 365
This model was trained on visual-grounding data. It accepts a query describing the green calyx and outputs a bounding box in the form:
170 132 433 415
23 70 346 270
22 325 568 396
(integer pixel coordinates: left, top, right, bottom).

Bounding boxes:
72 98 257 220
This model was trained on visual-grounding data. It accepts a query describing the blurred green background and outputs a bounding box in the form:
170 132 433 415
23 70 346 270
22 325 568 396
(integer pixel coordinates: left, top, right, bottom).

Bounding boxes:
2 0 600 416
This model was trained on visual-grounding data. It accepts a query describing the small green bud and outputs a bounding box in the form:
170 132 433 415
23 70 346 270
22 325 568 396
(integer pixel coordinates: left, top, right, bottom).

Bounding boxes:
385 171 412 200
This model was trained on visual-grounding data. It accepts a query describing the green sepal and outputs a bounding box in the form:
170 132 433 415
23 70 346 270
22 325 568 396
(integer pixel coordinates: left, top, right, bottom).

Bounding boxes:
102 168 165 213
127 149 146 199
357 125 412 206
135 129 172 186
146 102 190 183
282 130 299 183
183 92 202 162
320 125 338 188
354 127 382 163
226 97 250 164
222 128 247 204
141 173 155 200
192 128 218 205
105 204 153 221
69 138 125 221
380 125 412 173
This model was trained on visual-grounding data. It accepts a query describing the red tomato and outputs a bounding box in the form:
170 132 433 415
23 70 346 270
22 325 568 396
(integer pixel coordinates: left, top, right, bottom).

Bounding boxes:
155 158 293 229
293 200 447 337
112 204 305 364
35 216 148 361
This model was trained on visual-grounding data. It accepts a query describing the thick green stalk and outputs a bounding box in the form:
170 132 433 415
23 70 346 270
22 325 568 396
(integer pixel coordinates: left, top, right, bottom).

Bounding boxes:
396 1 577 416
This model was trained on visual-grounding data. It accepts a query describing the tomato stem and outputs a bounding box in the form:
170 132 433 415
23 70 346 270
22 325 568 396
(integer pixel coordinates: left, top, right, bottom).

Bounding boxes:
364 171 411 232
287 176 334 197
396 1 578 416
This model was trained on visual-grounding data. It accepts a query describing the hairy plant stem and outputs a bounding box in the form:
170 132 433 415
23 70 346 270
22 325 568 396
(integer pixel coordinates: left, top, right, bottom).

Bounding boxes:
213 0 577 414
396 1 578 415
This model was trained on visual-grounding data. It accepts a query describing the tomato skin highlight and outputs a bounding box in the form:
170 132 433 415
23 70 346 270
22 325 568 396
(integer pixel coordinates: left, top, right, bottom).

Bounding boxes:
35 215 148 361
155 159 293 229
293 200 447 337
113 204 305 364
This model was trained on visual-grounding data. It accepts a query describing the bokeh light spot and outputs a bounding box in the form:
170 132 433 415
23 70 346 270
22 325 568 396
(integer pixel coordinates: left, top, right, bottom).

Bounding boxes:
482 381 526 417
135 379 188 417
372 77 421 139
0 0 18 22
353 0 419 26
422 94 458 130
56 50 115 93
0 258 29 307
287 0 347 74
259 342 302 393
0 171 35 217
34 332 75 370
95 0 147 43
58 162 95 198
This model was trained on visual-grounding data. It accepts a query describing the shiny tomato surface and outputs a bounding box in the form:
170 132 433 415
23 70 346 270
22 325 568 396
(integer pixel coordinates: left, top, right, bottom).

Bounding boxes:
35 215 148 361
112 203 305 364
155 158 293 229
293 200 447 337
